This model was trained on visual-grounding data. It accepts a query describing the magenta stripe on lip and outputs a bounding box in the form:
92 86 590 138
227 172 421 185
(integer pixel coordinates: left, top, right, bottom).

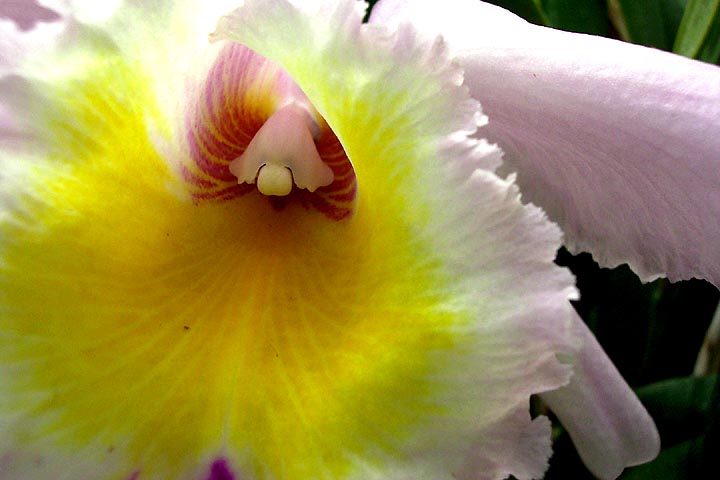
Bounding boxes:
184 43 356 219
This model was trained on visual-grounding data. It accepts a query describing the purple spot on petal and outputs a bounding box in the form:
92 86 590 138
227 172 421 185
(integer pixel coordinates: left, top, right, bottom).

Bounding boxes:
207 458 235 480
127 471 140 480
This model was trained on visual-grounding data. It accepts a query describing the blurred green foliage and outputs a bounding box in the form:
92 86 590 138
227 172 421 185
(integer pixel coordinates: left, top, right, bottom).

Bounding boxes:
609 0 686 50
543 0 610 35
673 0 719 57
486 0 720 62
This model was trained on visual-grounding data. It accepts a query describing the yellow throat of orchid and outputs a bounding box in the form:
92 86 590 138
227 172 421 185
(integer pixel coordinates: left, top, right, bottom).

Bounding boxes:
0 29 483 480
1 1 579 479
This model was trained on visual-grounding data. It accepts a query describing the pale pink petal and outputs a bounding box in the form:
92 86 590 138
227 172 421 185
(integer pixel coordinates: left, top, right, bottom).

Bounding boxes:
0 16 64 77
371 0 720 287
540 314 660 480
456 411 553 480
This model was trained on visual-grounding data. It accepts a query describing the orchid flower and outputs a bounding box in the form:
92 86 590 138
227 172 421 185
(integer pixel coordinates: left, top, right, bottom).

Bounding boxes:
0 0 717 479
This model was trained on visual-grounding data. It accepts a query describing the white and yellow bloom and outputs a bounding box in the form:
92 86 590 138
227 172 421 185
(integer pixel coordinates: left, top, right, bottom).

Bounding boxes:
2 0 717 479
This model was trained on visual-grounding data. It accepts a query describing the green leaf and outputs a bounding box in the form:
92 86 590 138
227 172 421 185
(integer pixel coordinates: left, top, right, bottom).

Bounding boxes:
610 0 686 50
674 0 720 58
484 0 551 26
620 439 704 480
696 4 720 62
542 0 609 35
619 376 718 479
637 375 717 446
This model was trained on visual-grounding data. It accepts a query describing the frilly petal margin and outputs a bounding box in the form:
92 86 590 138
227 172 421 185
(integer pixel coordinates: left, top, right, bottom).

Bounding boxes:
1 1 584 480
211 1 580 478
371 0 720 287
540 315 660 480
0 2 660 480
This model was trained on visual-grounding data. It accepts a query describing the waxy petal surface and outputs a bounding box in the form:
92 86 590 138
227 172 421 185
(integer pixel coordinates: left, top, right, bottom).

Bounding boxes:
372 0 720 287
540 315 660 480
0 6 61 77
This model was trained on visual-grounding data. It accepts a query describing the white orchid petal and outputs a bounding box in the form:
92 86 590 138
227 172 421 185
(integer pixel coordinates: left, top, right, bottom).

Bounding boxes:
0 16 64 77
0 0 585 478
372 0 720 287
540 315 660 480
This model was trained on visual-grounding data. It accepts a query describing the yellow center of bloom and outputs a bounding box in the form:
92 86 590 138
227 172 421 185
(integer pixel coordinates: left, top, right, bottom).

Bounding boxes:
0 50 478 479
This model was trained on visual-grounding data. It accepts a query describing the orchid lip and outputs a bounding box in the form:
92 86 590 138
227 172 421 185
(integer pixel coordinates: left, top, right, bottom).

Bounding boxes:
228 102 335 196
184 43 356 220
